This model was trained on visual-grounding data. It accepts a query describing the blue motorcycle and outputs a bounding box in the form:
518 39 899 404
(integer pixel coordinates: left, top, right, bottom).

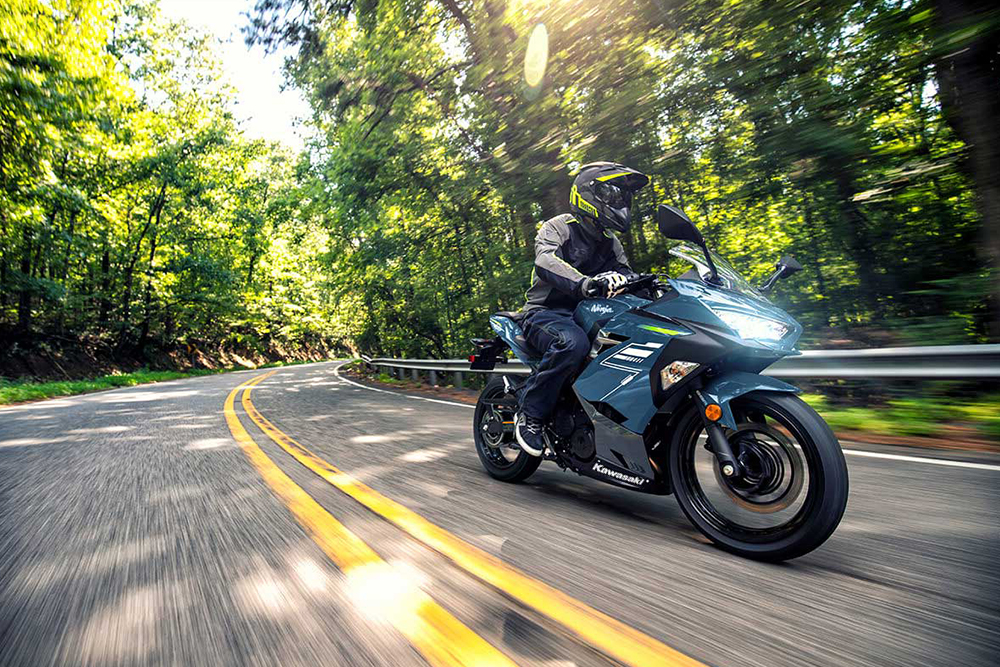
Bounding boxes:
471 205 848 561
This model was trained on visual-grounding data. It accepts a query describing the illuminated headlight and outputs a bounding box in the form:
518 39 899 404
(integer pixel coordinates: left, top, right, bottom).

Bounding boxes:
661 361 699 389
715 310 788 341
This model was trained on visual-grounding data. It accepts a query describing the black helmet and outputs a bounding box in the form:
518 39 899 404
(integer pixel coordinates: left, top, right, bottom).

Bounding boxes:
569 162 650 234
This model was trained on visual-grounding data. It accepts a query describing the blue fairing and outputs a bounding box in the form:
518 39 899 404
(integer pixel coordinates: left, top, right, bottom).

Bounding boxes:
573 311 694 433
573 295 648 337
698 372 800 430
571 277 802 437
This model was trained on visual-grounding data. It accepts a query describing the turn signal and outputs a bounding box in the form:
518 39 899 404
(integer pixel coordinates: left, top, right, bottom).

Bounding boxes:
660 361 699 389
468 354 476 362
705 404 722 421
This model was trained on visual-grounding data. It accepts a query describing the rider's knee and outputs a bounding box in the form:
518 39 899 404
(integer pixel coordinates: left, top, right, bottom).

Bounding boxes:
558 329 589 362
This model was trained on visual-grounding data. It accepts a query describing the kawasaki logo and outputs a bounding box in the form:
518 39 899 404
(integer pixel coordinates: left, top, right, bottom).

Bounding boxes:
592 461 646 486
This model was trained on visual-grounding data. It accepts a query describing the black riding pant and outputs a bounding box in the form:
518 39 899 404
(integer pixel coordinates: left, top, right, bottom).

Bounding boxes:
519 308 590 421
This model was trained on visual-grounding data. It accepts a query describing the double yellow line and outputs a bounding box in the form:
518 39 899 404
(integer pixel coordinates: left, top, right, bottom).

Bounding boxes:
225 373 516 667
227 370 706 667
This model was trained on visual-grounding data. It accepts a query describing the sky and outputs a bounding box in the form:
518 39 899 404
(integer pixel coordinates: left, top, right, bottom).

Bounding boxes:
159 0 311 151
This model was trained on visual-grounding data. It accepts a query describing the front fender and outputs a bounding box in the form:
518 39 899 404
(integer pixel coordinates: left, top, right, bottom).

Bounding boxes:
698 371 800 430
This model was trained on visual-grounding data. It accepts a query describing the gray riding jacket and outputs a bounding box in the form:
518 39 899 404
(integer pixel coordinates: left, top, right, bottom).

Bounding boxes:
523 213 634 312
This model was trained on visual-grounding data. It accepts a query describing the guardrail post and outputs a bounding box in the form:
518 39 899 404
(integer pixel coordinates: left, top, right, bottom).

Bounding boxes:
411 368 419 381
429 370 437 386
454 371 463 389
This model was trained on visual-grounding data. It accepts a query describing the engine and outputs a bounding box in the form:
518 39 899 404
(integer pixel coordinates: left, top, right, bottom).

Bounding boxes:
550 400 596 462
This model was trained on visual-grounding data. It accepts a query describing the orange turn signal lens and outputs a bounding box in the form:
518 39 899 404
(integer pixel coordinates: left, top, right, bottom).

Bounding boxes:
705 404 722 422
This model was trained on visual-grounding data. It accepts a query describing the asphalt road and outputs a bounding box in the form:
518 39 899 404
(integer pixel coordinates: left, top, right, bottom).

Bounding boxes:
1 361 998 667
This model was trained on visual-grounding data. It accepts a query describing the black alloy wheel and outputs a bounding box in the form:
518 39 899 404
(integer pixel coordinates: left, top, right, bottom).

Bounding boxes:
473 376 541 482
669 391 848 561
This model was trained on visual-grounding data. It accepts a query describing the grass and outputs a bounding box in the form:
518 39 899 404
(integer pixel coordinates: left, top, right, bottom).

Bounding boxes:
802 392 1000 440
376 372 408 385
0 359 322 406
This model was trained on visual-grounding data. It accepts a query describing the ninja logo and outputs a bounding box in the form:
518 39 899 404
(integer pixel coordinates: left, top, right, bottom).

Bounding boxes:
590 304 614 315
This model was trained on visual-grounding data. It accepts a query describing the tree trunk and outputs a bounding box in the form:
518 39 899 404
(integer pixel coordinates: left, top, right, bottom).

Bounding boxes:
833 174 886 317
60 210 77 284
0 255 7 316
56 209 78 333
120 181 167 347
247 249 259 285
98 246 111 326
138 230 159 350
803 195 829 300
934 0 1000 336
519 210 538 255
540 183 564 221
0 207 7 318
17 227 31 333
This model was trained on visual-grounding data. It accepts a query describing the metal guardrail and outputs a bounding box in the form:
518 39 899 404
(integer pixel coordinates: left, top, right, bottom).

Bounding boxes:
362 344 1000 387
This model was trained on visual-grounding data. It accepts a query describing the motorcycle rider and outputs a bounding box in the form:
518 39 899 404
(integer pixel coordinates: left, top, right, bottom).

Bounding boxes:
515 162 650 456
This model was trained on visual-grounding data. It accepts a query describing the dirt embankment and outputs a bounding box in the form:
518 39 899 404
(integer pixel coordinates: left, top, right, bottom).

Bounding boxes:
0 333 347 381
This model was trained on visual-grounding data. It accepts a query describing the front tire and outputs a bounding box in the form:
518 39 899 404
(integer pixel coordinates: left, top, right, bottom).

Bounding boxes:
669 391 848 561
474 376 541 482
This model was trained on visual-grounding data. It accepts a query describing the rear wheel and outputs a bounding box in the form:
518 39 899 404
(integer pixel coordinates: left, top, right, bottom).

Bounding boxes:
474 376 541 482
669 391 848 561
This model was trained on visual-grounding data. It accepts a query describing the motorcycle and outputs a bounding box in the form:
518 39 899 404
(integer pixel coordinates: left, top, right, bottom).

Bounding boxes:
470 205 848 561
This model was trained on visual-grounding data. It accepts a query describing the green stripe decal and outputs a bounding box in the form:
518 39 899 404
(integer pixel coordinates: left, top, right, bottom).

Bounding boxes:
640 324 686 336
596 172 629 181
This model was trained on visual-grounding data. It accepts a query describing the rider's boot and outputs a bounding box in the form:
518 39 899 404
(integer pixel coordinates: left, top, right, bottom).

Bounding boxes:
515 414 546 457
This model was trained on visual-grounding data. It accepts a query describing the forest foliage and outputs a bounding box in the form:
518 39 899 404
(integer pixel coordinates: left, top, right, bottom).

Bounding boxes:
1 0 338 367
2 0 999 368
248 0 999 356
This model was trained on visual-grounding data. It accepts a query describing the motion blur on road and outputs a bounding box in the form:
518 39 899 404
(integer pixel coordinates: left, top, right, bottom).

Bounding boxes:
3 0 1000 665
1 362 997 666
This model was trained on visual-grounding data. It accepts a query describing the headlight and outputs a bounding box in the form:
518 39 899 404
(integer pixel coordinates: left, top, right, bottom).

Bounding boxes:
714 310 788 341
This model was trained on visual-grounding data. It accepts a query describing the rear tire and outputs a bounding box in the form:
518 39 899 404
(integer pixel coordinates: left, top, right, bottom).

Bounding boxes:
669 391 848 561
474 376 541 483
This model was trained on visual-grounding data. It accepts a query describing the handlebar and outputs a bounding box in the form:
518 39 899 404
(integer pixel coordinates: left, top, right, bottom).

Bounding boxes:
601 273 668 298
625 273 659 288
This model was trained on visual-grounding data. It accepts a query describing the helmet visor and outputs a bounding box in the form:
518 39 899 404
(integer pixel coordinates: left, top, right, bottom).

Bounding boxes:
595 181 631 209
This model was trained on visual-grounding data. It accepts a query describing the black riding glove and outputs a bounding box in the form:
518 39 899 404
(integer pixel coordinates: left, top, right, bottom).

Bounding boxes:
580 277 608 298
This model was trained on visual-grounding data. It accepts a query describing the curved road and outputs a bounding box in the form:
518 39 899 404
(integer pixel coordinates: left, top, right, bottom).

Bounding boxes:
1 361 997 666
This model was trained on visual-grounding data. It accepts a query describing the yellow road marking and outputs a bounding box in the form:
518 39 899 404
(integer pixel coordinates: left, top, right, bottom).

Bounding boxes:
224 373 519 667
243 375 707 667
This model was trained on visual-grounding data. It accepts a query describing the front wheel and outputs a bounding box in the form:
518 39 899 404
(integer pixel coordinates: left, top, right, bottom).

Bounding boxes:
669 391 848 561
474 376 541 482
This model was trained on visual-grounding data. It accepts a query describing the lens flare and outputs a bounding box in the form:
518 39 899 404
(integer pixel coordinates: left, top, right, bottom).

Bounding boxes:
524 23 549 88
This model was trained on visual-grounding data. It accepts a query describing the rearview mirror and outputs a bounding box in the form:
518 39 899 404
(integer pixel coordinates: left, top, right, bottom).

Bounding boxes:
657 204 721 284
657 205 704 245
760 255 803 293
778 255 802 275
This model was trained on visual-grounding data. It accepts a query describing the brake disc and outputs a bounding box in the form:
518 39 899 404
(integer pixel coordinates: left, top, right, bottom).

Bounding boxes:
713 423 805 514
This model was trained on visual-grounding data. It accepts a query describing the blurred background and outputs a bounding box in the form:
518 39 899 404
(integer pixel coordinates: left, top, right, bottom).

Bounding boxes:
1 0 998 442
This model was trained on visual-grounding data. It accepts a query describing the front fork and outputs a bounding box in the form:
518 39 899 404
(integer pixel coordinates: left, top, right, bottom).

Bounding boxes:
694 390 742 479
